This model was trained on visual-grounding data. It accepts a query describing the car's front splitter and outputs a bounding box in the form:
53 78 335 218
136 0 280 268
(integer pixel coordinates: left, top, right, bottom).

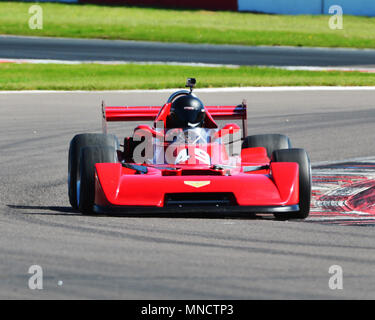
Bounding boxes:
93 204 299 215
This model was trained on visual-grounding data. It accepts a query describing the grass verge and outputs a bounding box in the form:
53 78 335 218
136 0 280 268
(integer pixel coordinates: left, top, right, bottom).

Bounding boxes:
1 63 375 90
0 2 375 48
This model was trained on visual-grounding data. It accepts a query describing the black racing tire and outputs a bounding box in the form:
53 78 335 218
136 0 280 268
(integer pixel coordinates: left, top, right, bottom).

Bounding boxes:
68 133 119 209
272 148 312 220
242 134 291 157
78 146 118 215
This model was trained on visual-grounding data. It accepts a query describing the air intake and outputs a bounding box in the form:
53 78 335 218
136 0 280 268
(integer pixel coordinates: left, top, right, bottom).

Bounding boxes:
164 193 237 207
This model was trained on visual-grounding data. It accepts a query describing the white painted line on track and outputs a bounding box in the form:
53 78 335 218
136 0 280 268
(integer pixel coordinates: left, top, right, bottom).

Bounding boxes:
0 58 240 68
274 66 375 73
2 58 375 73
1 86 375 94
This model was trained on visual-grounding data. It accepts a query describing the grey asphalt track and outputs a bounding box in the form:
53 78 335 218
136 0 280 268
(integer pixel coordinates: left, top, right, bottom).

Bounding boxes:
1 89 375 299
2 35 375 67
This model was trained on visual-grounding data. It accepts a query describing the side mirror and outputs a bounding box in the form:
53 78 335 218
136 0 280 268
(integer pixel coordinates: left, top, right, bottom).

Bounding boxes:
214 123 241 139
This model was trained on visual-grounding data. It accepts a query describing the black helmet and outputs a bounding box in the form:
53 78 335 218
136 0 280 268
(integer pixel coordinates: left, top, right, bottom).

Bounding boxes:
167 94 206 129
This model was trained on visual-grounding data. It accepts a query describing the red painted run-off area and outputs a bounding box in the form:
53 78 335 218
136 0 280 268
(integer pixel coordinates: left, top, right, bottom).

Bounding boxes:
79 0 238 10
310 162 375 226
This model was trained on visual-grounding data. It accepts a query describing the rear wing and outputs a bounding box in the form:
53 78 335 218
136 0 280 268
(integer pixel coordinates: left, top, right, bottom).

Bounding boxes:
102 100 248 136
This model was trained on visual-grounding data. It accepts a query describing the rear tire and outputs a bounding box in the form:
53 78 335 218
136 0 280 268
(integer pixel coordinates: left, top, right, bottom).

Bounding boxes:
272 148 312 220
68 133 119 209
78 146 118 215
242 134 291 157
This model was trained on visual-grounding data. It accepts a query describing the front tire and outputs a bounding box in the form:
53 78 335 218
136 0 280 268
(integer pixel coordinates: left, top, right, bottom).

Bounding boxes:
272 148 312 220
68 133 119 209
78 146 118 215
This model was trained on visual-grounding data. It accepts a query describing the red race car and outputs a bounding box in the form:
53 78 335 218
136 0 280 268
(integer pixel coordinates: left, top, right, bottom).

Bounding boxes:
68 79 311 219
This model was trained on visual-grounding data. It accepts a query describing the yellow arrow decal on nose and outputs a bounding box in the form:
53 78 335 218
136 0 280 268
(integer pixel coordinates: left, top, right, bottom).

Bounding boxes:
184 181 211 188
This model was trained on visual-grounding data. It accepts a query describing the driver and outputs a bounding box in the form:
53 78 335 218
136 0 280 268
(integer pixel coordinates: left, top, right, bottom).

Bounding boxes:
166 94 209 144
166 94 206 129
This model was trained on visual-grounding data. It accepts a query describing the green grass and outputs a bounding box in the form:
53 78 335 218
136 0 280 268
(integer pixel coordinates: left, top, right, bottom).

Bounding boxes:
1 63 375 90
1 2 375 48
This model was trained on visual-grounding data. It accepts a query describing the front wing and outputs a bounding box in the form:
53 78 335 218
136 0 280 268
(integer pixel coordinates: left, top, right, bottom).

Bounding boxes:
93 162 300 215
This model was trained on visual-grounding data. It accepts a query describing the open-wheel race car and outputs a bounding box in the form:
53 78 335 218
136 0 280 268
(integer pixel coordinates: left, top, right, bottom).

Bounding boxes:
68 79 311 219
